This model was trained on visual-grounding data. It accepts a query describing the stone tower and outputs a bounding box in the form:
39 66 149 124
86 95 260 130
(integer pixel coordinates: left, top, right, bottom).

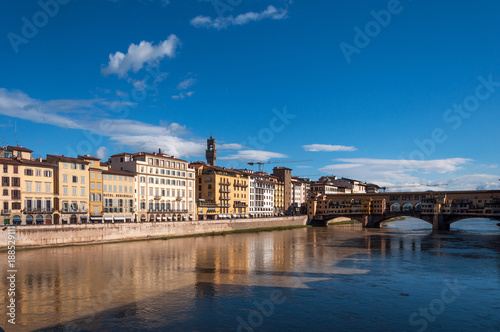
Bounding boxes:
206 133 217 166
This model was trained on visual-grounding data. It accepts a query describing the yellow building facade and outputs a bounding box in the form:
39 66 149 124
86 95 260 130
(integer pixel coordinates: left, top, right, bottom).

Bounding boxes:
46 155 90 224
191 164 249 220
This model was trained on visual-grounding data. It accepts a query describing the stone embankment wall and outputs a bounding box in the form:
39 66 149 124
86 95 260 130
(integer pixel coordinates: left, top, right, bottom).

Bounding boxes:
0 216 307 249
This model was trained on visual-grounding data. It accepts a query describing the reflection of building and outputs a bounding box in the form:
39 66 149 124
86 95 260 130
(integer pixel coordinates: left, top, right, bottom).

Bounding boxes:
190 163 249 220
109 150 195 222
46 155 90 224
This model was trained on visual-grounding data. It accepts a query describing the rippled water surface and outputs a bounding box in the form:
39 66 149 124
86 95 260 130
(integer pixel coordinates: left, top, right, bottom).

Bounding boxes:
2 218 500 331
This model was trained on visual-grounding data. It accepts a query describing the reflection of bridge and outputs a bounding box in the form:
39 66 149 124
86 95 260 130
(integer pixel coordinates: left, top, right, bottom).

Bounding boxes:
307 190 500 230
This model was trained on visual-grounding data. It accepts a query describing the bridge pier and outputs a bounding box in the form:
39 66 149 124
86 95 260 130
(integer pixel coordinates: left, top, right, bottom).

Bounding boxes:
362 215 380 229
432 214 449 231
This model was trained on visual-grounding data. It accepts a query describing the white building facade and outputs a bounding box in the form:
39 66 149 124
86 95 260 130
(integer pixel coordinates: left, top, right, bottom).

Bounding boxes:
108 151 196 221
248 172 275 217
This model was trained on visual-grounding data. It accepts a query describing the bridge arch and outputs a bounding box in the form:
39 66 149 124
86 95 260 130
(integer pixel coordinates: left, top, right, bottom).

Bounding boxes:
415 203 422 212
402 203 413 212
390 203 401 212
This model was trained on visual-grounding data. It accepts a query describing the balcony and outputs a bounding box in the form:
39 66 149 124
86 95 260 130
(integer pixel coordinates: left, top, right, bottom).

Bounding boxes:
22 208 55 214
1 209 10 215
219 188 231 193
234 202 248 208
176 196 183 201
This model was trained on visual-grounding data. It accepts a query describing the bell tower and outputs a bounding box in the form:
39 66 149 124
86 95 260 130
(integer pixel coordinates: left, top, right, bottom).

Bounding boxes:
206 133 216 166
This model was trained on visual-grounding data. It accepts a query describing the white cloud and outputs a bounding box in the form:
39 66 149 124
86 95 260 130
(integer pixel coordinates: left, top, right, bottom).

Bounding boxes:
303 144 357 152
101 35 180 78
0 88 205 159
219 150 287 162
190 5 287 30
219 143 247 150
177 78 196 90
448 174 500 191
171 91 195 100
319 158 472 189
109 135 204 158
95 146 109 160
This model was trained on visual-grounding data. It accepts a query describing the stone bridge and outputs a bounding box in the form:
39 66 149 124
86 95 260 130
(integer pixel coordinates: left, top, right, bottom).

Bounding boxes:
307 190 500 230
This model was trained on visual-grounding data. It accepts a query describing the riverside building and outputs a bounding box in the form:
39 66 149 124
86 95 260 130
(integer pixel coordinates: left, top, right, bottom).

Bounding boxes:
109 150 195 222
190 163 249 220
46 155 90 224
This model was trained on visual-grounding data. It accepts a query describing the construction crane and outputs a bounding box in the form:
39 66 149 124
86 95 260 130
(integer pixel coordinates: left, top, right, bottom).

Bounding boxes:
380 184 448 192
247 159 312 172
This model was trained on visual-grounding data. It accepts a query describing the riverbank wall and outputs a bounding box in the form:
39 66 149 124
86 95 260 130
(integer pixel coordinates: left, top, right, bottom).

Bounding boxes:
0 216 308 249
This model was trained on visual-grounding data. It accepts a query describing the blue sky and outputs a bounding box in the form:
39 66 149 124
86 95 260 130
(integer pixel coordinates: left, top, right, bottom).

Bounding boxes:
0 0 499 191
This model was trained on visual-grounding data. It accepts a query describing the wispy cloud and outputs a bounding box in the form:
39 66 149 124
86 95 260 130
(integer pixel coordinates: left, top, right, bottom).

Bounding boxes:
0 88 205 158
303 144 357 152
319 158 471 188
171 91 195 100
95 146 109 160
219 150 287 162
177 78 196 90
219 143 247 150
101 35 180 78
190 5 287 30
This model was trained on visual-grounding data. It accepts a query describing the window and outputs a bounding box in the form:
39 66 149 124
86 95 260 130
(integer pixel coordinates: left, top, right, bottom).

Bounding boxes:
13 166 18 174
63 163 68 169
3 165 7 173
81 188 85 196
91 173 95 179
35 182 42 193
45 182 51 193
44 170 52 177
63 186 68 195
3 189 8 196
97 183 101 190
71 163 77 169
1 177 9 186
36 169 41 176
63 175 68 183
72 176 78 183
81 176 85 184
103 184 107 192
11 190 21 200
25 169 33 176
72 187 77 196
26 181 32 192
97 174 101 179
91 182 95 190
80 164 86 170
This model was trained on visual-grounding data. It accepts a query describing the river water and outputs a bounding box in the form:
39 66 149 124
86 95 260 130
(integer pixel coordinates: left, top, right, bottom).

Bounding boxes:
1 218 500 331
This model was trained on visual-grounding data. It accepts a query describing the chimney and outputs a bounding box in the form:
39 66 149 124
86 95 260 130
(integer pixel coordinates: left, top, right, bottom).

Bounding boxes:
159 148 162 154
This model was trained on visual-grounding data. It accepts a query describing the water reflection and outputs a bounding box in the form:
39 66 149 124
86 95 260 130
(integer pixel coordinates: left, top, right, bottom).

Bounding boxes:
1 218 499 331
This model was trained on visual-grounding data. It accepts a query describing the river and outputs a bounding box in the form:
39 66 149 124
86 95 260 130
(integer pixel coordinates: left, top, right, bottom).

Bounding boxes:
1 218 500 331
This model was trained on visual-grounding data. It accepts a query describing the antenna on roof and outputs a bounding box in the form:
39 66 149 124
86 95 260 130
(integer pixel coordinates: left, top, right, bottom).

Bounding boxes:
14 121 18 146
